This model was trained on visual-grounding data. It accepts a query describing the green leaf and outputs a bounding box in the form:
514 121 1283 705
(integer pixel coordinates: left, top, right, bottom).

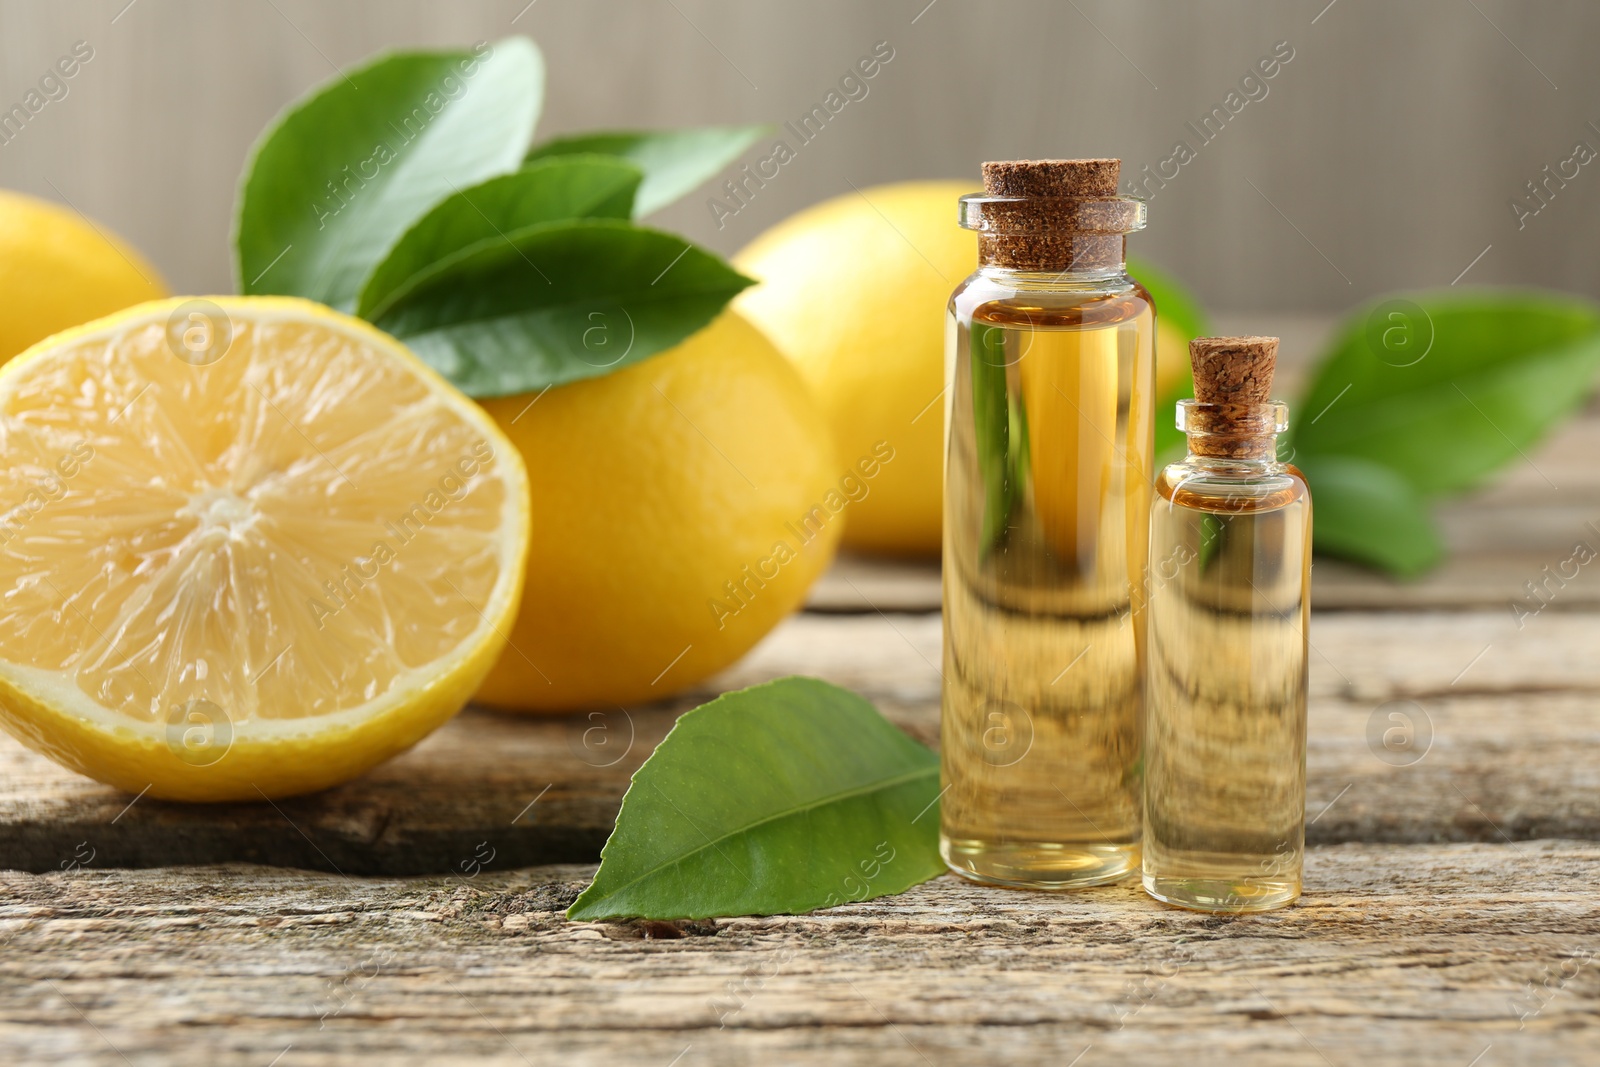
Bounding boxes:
1298 455 1444 576
235 37 544 311
1290 291 1600 496
567 677 944 921
527 125 769 217
356 155 643 320
372 219 754 398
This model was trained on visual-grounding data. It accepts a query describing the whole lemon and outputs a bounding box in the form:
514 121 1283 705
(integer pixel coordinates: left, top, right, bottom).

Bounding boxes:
1138 257 1209 405
734 181 972 557
0 189 166 362
476 311 842 711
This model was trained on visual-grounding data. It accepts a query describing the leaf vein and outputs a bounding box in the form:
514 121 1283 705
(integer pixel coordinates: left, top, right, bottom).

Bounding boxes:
583 763 938 910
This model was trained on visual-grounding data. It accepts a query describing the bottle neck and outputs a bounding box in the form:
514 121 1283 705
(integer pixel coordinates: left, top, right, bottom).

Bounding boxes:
958 192 1145 273
1183 433 1281 465
1177 399 1289 465
977 233 1126 274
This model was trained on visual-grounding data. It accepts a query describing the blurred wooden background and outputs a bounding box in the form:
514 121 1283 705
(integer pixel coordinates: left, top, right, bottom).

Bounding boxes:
1 0 1597 311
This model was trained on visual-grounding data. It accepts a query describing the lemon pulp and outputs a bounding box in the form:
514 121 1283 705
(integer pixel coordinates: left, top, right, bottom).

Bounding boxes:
0 297 529 799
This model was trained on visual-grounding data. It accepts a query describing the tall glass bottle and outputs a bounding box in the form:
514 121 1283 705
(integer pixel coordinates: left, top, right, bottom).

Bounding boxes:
941 159 1155 889
1143 336 1310 912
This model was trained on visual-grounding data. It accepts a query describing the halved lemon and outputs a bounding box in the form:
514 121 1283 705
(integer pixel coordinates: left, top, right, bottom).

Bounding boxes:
0 297 529 801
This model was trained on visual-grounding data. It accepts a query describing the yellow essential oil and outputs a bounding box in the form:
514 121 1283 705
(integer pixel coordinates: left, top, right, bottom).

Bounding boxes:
941 159 1155 889
1142 336 1310 912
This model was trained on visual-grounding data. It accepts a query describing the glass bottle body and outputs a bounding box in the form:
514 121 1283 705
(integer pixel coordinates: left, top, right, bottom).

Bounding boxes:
940 266 1155 889
1143 453 1310 912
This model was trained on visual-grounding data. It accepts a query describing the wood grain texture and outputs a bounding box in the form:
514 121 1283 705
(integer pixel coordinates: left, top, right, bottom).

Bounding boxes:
2 606 1598 874
1 843 1597 1066
2 306 1597 1060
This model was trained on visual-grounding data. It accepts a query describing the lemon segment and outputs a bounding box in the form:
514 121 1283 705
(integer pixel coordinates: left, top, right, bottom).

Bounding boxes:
0 297 529 800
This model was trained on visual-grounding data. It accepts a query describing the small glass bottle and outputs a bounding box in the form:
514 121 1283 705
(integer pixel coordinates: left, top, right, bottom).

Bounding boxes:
1142 336 1310 912
941 159 1155 889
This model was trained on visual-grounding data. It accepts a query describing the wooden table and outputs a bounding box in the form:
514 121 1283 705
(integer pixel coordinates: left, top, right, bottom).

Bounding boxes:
4 324 1600 1065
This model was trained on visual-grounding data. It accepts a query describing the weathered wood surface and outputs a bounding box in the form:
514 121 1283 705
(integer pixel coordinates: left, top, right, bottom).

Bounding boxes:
2 843 1597 1066
2 606 1599 874
4 310 1600 1063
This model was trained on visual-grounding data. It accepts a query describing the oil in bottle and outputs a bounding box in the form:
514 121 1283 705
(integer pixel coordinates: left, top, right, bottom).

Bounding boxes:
1143 336 1310 912
941 159 1155 889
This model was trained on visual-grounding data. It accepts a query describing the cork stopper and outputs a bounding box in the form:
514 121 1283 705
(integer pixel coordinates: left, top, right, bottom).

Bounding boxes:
1189 336 1278 405
981 159 1121 198
1183 336 1282 459
967 158 1136 272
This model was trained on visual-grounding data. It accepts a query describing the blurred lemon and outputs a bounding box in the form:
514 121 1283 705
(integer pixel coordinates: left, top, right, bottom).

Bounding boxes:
1135 258 1211 459
734 182 1209 554
1156 320 1191 400
1136 256 1209 401
0 297 529 800
735 181 972 557
476 311 841 711
0 189 166 363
